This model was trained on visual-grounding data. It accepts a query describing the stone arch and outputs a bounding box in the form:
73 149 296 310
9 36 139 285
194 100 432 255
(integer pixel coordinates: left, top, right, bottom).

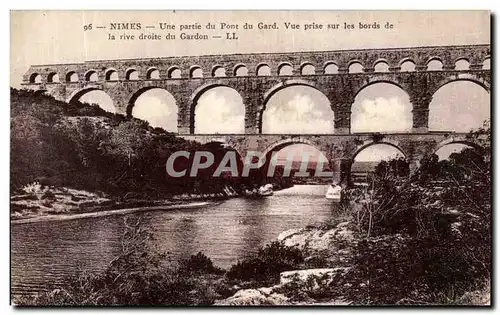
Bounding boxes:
233 64 248 76
168 66 182 78
67 87 107 104
256 63 271 76
454 58 470 70
347 141 409 183
350 80 412 133
350 141 409 168
189 82 242 104
189 83 245 134
203 140 245 164
429 79 490 133
146 67 160 80
278 62 293 76
260 80 333 134
398 57 416 66
127 87 178 131
300 63 315 75
431 74 491 96
190 66 203 78
426 58 443 71
261 80 323 117
373 60 390 72
33 89 47 97
482 57 490 70
261 138 332 169
262 79 324 107
126 68 139 80
399 58 416 72
47 72 59 83
212 65 226 77
433 136 484 156
352 78 409 101
348 61 364 73
105 68 119 81
29 73 42 84
262 138 317 156
323 62 339 74
84 70 99 82
127 86 177 117
66 71 79 82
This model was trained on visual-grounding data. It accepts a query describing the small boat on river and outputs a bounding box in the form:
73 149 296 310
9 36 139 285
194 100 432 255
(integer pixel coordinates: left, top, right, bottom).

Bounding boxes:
325 184 342 201
244 184 274 198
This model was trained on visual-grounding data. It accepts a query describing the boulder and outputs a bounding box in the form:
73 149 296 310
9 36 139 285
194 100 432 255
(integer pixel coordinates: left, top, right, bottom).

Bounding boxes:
280 267 351 287
215 288 288 306
278 222 355 256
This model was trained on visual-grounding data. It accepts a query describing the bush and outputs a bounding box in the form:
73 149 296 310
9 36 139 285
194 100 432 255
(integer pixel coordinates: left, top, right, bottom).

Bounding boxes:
179 252 224 275
342 124 491 305
41 190 56 200
11 88 246 200
14 217 227 306
226 241 304 285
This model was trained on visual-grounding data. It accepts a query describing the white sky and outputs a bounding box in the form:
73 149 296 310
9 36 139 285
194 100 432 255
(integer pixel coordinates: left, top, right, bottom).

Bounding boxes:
355 144 404 162
133 89 178 132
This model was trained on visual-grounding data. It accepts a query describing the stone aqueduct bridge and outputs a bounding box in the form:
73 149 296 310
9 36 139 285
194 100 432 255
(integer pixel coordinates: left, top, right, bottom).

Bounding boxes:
22 44 490 183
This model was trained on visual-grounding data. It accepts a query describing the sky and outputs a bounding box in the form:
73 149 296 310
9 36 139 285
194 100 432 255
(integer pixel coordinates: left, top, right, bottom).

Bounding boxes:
10 11 490 162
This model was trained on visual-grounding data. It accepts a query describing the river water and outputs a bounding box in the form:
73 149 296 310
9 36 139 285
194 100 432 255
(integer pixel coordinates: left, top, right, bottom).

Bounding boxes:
11 185 340 297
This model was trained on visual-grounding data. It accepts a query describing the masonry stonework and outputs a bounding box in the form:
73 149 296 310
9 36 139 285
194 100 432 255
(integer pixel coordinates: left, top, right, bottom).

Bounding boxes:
22 45 491 184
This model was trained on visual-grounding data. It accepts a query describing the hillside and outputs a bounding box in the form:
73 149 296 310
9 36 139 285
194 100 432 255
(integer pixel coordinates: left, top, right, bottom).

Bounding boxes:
10 89 226 198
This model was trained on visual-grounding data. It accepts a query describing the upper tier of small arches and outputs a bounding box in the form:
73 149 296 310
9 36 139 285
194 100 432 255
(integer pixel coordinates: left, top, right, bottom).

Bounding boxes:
25 51 491 84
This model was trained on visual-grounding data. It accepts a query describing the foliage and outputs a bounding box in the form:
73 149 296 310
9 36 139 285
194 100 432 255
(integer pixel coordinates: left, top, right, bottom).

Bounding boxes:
14 222 307 306
274 272 343 303
10 88 247 199
178 252 224 275
374 157 409 179
226 241 304 285
342 121 491 304
21 182 44 194
15 217 224 306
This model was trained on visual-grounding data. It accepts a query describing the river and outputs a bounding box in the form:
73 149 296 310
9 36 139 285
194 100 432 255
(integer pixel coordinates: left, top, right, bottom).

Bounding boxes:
11 185 340 297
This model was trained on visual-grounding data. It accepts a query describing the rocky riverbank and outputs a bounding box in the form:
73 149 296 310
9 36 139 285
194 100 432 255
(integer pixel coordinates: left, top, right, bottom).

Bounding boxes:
216 221 359 305
215 220 490 306
10 182 234 222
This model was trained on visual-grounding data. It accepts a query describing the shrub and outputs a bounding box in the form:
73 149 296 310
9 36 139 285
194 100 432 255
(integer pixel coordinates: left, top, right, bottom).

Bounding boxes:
275 272 338 303
41 190 56 200
226 241 304 285
342 124 491 305
14 217 225 306
21 181 43 194
178 252 224 275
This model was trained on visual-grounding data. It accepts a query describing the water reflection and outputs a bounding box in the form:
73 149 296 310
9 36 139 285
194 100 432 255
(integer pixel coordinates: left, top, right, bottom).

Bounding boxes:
11 185 338 296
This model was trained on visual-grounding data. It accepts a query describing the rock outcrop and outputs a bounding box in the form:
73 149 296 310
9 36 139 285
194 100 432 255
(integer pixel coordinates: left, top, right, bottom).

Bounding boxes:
217 222 358 306
277 221 357 267
214 287 288 306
